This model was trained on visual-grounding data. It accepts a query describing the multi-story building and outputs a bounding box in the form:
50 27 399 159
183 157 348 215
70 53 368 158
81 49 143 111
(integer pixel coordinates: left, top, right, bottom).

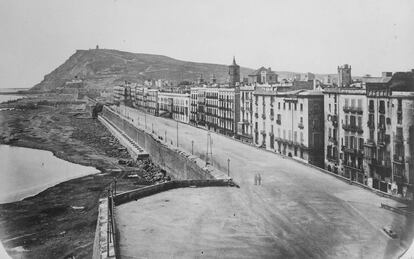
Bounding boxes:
364 71 414 198
113 85 125 104
324 67 414 198
134 86 147 111
197 87 240 136
190 88 206 125
146 89 159 116
159 92 173 118
172 93 190 123
253 88 325 167
237 85 254 142
158 92 190 123
248 67 278 85
324 87 367 184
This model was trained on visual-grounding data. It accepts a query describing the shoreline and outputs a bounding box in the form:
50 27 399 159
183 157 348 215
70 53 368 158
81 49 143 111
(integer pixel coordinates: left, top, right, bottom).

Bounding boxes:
0 97 166 258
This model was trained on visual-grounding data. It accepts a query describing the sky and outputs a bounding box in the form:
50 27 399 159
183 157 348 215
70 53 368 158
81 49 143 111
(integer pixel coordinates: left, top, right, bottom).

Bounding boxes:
0 0 413 88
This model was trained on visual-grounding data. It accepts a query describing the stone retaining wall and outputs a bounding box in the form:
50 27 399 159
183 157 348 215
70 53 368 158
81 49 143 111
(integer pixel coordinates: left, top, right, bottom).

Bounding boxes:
101 106 225 180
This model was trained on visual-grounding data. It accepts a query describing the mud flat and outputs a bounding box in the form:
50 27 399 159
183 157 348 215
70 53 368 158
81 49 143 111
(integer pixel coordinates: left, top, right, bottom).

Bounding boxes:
0 97 167 258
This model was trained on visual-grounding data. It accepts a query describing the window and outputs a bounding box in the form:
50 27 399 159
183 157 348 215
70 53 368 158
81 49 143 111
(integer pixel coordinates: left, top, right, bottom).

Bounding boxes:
283 103 286 110
358 138 364 150
278 102 280 109
357 99 362 108
357 116 362 127
350 115 356 126
300 132 304 143
288 103 291 110
294 103 297 110
300 103 303 111
345 98 349 107
300 117 303 123
329 104 331 113
294 131 297 142
329 128 332 138
288 130 291 141
351 99 355 107
345 136 349 147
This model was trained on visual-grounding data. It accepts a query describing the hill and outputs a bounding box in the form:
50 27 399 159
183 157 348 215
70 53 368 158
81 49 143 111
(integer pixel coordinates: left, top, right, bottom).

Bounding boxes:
30 49 255 91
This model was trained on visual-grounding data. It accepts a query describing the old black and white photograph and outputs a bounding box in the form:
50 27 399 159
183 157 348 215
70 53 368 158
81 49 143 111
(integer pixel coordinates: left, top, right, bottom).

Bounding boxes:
0 0 413 258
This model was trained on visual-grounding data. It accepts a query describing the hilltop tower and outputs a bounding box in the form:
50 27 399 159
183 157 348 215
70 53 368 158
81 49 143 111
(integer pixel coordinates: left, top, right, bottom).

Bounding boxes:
338 64 352 87
228 56 240 87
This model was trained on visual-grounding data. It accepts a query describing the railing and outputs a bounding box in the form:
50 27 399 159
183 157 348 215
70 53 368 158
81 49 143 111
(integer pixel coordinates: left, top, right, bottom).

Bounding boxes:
393 154 405 163
254 112 258 118
298 122 304 129
276 119 281 125
343 106 363 114
260 130 266 136
270 114 274 121
107 187 118 258
261 114 266 119
342 124 363 134
328 137 337 145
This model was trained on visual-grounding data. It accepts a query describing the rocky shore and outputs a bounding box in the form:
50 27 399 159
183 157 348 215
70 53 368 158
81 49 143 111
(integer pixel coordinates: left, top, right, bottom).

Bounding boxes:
0 97 169 258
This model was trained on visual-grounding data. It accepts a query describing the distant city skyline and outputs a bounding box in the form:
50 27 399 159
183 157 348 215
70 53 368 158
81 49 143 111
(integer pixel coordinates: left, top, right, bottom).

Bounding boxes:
0 0 413 88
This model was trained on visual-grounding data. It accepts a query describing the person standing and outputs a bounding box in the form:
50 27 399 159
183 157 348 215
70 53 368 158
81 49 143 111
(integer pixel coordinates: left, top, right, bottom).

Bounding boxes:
258 173 262 186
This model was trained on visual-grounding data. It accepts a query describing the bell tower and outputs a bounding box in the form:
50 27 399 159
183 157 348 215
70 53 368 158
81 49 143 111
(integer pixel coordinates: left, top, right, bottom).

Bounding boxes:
228 56 240 87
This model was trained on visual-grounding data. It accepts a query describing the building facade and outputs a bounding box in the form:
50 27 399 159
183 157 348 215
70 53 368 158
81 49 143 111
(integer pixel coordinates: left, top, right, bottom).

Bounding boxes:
248 67 278 85
237 85 254 142
253 89 325 167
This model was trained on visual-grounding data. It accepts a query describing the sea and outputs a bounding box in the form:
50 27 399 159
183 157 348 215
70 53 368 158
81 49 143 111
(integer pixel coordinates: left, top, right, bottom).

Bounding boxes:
0 145 99 204
0 88 29 103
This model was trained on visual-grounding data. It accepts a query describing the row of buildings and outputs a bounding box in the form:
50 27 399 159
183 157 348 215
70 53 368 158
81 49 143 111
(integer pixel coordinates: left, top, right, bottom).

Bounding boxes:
112 59 414 199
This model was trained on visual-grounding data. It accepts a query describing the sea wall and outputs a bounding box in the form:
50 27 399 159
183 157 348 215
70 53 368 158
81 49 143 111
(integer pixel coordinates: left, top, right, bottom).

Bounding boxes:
101 106 218 180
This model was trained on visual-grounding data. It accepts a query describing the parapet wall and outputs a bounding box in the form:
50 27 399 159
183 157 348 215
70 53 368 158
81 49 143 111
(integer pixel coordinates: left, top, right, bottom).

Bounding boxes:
114 179 234 206
101 106 216 181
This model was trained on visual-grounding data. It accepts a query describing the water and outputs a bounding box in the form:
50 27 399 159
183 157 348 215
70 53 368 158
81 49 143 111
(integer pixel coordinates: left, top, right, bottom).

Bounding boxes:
0 88 29 104
0 145 99 204
0 95 24 104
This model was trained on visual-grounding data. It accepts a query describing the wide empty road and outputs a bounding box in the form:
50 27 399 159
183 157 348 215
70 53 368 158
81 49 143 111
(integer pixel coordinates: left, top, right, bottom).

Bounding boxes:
115 106 413 258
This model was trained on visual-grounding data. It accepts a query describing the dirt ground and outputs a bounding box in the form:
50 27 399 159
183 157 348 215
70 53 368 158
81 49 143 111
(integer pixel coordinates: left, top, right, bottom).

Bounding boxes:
0 97 167 258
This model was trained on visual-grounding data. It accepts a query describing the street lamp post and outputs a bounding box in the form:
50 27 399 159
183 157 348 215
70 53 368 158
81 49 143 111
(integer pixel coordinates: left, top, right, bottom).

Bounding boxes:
192 140 194 155
176 120 179 147
227 158 230 177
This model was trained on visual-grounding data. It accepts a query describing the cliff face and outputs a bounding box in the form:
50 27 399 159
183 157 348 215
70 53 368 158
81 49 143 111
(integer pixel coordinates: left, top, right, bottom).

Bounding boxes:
30 49 254 91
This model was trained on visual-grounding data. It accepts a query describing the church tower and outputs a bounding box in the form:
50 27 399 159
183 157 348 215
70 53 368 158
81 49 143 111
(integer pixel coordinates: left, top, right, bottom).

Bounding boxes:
228 56 240 87
337 64 352 87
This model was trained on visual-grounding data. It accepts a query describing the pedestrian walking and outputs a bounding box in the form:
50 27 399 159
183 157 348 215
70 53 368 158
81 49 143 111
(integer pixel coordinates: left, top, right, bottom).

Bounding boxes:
258 173 262 186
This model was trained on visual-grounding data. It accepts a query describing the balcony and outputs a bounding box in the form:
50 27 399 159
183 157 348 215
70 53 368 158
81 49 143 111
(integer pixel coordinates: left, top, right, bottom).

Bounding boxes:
377 123 386 131
327 154 339 162
379 108 385 114
342 161 363 172
254 128 258 133
269 132 274 137
328 137 338 146
270 114 274 121
343 106 363 114
371 158 392 169
342 124 363 134
393 154 405 164
364 139 376 147
394 134 404 143
298 122 304 129
261 114 266 119
276 119 281 125
254 112 258 118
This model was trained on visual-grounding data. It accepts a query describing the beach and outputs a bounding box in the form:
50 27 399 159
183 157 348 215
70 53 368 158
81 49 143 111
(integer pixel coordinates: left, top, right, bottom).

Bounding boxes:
0 96 163 258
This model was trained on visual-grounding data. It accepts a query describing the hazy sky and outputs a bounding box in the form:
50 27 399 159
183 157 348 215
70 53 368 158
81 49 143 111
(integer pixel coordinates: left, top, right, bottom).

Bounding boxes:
0 0 413 88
